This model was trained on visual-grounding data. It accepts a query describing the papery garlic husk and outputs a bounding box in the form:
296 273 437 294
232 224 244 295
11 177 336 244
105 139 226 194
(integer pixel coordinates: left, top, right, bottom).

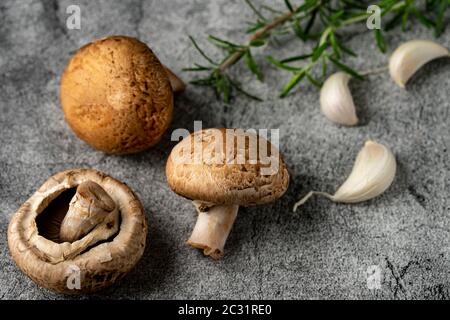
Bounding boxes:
293 140 396 211
320 72 358 126
389 40 450 88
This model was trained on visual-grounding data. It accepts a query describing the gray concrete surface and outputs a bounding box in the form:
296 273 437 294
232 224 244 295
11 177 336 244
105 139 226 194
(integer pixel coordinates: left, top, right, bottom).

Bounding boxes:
0 0 449 299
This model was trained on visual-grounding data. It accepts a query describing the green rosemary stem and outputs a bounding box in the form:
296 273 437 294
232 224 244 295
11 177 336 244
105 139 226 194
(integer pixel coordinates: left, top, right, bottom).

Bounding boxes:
187 0 447 101
218 6 299 72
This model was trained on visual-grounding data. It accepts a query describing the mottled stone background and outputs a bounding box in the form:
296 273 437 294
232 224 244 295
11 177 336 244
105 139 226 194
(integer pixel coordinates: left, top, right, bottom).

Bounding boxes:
0 0 449 299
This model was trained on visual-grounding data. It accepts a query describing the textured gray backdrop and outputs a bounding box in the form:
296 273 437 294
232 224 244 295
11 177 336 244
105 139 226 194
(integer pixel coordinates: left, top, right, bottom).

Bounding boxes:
0 0 449 299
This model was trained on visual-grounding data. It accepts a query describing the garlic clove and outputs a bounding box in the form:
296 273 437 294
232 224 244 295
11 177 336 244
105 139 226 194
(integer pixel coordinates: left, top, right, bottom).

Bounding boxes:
389 40 450 88
320 72 358 126
293 140 396 211
332 140 396 203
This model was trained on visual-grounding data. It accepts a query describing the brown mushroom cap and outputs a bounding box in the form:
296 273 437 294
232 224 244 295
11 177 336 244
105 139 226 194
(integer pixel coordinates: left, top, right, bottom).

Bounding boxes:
60 36 173 154
7 169 148 294
166 128 289 205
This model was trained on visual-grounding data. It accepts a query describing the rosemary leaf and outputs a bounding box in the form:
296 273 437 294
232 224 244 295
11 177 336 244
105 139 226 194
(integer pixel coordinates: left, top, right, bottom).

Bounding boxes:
329 56 364 80
385 9 405 31
182 66 211 72
401 3 411 31
208 35 242 49
244 0 267 21
330 10 345 24
284 0 294 13
188 36 218 65
337 40 357 57
244 50 263 81
190 77 215 86
215 72 231 103
341 0 367 10
261 5 284 15
435 0 448 36
267 56 302 72
228 78 263 101
321 56 328 79
297 0 320 13
304 7 318 34
246 20 266 33
292 19 308 41
280 70 306 98
312 42 328 61
374 29 387 53
329 32 341 58
281 54 313 63
412 8 435 29
305 72 323 88
249 39 266 47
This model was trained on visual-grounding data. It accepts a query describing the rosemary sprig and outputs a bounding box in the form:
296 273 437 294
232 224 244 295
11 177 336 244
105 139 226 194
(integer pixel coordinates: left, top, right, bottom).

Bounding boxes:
186 0 449 102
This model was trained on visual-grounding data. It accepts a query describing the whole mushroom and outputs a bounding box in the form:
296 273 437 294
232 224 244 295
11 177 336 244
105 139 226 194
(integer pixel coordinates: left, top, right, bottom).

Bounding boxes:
166 128 289 258
60 35 185 154
7 169 147 294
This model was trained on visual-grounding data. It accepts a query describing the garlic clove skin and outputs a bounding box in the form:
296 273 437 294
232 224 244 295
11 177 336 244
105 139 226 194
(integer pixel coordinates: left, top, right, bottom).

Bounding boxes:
293 140 396 211
332 140 396 203
320 72 358 126
389 40 450 88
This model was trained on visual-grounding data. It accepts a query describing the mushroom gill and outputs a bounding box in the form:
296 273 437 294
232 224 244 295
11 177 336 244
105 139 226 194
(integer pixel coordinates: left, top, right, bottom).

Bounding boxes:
8 169 147 294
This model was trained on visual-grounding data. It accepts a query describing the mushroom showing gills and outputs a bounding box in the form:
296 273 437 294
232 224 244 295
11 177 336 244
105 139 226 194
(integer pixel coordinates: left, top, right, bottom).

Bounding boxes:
60 35 185 154
166 129 289 259
8 169 147 294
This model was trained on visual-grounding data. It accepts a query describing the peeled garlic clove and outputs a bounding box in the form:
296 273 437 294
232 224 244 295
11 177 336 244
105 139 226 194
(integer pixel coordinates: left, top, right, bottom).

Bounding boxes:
293 140 396 211
320 72 358 126
389 40 450 88
332 140 396 203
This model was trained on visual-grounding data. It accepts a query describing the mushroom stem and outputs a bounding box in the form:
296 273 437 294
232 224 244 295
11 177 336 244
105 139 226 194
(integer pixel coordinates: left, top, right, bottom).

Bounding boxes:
187 203 239 259
60 181 117 243
163 65 186 93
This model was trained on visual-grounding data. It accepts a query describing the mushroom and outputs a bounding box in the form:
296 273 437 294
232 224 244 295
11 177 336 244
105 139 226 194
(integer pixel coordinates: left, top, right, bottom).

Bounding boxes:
7 169 147 294
60 35 186 155
166 128 289 258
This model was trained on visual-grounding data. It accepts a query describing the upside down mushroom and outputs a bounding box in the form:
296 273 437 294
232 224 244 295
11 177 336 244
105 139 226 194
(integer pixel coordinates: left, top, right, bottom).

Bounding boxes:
7 169 147 294
166 128 289 259
60 35 185 155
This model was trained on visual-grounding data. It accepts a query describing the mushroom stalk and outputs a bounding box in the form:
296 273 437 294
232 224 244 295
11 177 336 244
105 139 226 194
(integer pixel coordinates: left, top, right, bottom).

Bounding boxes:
163 66 186 93
187 203 239 259
60 181 117 243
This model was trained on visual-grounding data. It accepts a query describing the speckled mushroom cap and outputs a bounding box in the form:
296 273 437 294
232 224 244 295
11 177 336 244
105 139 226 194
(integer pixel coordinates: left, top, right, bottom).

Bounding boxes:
166 128 289 205
7 169 147 294
60 36 173 154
